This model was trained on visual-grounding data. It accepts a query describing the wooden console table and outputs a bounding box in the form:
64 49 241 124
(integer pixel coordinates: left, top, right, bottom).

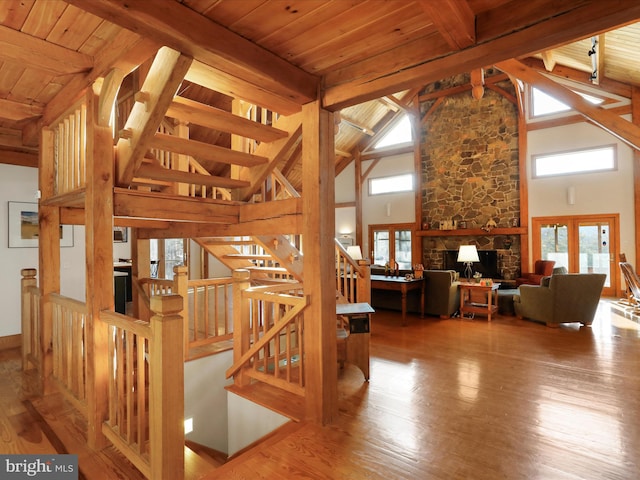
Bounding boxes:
370 274 424 326
459 282 501 322
337 302 374 380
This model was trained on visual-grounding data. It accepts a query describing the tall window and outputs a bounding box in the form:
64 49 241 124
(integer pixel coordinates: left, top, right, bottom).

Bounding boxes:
369 223 414 270
151 238 186 279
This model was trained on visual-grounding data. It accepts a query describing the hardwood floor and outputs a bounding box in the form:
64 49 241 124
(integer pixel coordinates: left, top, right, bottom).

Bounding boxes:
2 300 640 479
213 300 640 479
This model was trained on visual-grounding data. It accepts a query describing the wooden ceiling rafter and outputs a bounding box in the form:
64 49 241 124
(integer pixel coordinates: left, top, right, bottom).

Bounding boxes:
64 0 318 107
323 1 640 110
496 59 640 151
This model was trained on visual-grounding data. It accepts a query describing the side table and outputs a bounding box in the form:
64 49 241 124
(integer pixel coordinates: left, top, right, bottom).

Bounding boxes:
459 282 501 321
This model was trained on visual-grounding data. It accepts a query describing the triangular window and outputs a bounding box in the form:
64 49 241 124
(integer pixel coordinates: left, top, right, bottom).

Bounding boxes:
374 115 412 149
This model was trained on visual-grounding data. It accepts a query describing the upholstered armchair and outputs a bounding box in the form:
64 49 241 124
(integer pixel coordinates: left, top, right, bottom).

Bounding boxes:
513 273 606 327
515 260 556 286
423 270 460 318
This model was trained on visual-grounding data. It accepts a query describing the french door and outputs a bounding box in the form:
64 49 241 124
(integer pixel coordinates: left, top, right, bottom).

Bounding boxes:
531 214 619 297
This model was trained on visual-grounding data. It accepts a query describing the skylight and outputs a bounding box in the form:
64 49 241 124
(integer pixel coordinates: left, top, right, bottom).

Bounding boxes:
374 115 412 149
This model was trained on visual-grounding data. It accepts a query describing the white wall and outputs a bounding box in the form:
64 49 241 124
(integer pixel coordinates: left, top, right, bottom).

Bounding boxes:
335 152 416 260
0 164 86 337
528 120 635 267
184 350 234 453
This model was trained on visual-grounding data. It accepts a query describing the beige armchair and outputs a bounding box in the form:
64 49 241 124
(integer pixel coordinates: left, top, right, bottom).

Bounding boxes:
513 273 606 327
423 270 460 318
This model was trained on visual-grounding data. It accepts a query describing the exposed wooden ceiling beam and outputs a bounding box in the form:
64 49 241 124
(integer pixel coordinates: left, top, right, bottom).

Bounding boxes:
323 0 640 110
496 59 640 151
65 0 318 107
0 98 44 122
0 149 38 168
418 0 475 49
0 24 91 76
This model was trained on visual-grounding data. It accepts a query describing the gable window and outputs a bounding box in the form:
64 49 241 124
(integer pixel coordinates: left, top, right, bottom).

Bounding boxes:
532 145 616 178
531 87 604 117
369 173 413 195
374 115 412 149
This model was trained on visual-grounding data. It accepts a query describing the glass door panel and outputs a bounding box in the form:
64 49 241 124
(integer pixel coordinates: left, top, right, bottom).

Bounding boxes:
540 223 569 270
578 222 611 288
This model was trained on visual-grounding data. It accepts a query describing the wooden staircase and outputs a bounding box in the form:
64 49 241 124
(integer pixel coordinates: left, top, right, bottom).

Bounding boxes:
195 235 303 283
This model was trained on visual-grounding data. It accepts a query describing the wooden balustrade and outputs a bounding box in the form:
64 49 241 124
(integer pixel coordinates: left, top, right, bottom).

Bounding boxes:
335 240 371 305
48 293 89 415
21 269 41 373
53 97 87 195
101 295 184 480
226 270 308 395
186 277 234 352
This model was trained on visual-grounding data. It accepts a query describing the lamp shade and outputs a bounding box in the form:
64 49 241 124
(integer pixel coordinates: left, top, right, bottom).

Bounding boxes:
346 245 363 260
457 245 479 263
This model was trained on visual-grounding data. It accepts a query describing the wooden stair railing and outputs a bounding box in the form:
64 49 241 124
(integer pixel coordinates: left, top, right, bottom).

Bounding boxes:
226 271 308 396
48 292 89 417
52 96 87 196
136 266 234 360
335 240 371 305
101 295 185 480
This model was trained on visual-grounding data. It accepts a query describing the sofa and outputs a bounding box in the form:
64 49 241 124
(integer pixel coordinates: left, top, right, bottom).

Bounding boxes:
369 269 460 318
513 273 606 326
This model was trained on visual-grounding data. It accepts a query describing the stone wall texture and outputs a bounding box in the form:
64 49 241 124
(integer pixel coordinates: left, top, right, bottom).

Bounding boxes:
420 72 521 280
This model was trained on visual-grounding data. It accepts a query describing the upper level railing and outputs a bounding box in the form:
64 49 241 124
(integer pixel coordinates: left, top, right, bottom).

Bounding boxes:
226 271 308 396
53 97 87 196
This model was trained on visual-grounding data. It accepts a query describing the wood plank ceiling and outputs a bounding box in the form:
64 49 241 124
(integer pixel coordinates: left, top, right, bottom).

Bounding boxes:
1 0 640 193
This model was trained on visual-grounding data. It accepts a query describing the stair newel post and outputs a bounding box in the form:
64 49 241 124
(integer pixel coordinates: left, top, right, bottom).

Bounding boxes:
21 268 38 372
356 259 371 305
172 265 189 360
232 269 251 387
149 294 184 480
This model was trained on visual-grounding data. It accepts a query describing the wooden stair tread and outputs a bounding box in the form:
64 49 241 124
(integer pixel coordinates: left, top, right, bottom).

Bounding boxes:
246 266 288 273
184 444 223 479
223 254 272 259
225 382 305 422
185 440 227 469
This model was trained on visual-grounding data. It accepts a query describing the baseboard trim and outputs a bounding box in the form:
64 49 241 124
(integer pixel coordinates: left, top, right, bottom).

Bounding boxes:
0 334 21 351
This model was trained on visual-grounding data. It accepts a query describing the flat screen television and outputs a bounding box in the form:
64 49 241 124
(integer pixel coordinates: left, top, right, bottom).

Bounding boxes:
443 249 500 279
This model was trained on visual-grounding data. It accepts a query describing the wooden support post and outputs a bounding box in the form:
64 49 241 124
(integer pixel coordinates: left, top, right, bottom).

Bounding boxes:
149 294 184 480
85 89 114 449
38 127 58 395
632 86 640 274
232 269 251 387
356 259 371 305
172 265 189 360
21 268 38 371
132 231 151 320
302 100 337 424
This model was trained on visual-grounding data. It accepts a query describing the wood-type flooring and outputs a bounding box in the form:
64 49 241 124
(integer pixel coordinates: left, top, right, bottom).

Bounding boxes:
2 299 639 479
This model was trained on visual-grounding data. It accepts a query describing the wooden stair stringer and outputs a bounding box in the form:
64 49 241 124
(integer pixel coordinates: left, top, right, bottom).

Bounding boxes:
253 235 304 282
194 238 258 274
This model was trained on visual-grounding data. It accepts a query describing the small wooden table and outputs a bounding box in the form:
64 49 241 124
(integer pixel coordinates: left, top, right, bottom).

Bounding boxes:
459 282 501 321
370 274 424 326
337 302 374 380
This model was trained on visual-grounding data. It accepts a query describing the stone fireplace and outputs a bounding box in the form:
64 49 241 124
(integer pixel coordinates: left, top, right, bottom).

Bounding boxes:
418 71 521 280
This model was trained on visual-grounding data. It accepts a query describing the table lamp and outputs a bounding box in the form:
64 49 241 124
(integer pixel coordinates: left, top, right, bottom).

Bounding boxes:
346 245 363 260
457 245 479 280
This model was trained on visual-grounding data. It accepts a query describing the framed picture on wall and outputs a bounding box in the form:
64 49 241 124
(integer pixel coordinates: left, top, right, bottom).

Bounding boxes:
113 226 128 243
8 201 74 248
